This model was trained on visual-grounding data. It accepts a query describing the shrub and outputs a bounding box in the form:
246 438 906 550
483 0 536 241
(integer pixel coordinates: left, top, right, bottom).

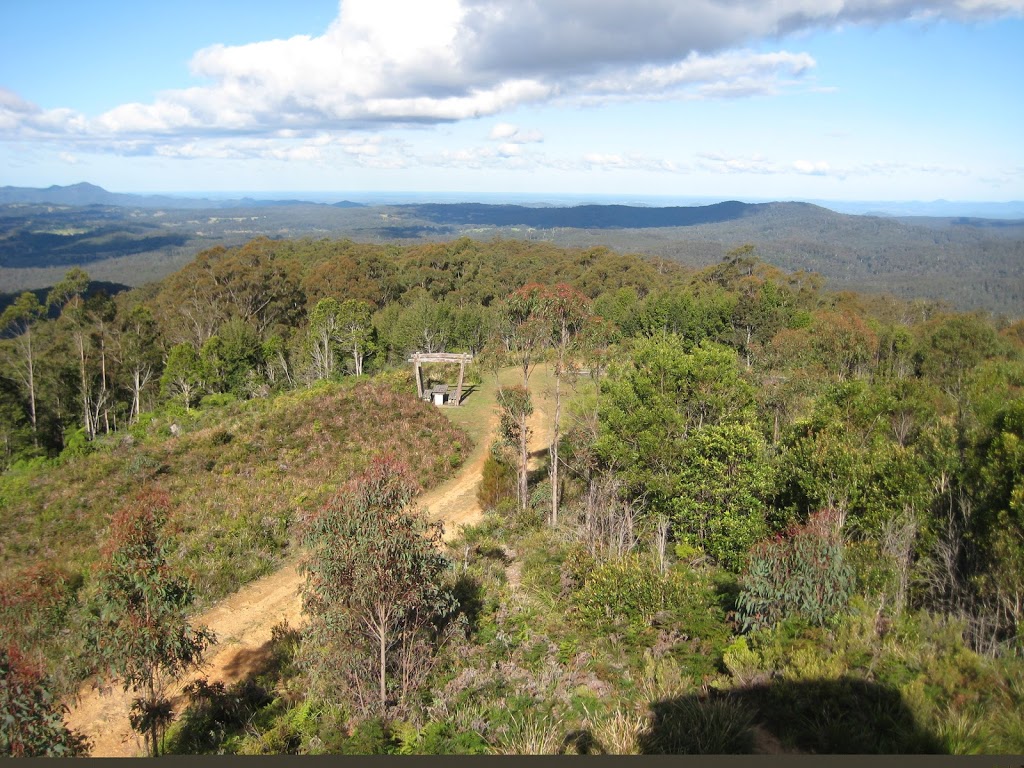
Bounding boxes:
477 448 516 510
573 555 724 652
0 645 90 756
735 509 855 633
163 677 272 754
60 426 94 459
200 393 238 410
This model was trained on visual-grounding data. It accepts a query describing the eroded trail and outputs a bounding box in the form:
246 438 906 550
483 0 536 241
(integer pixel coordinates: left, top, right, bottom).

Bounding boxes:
66 393 553 757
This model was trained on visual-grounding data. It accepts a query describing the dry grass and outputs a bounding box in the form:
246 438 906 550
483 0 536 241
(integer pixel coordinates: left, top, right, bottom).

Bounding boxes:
0 378 471 605
590 709 644 755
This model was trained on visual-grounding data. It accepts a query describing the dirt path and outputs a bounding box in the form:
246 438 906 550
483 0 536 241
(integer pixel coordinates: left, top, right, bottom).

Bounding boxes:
66 385 554 757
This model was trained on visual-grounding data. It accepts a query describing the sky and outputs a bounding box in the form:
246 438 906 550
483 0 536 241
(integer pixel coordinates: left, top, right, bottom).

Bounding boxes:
1 0 1022 202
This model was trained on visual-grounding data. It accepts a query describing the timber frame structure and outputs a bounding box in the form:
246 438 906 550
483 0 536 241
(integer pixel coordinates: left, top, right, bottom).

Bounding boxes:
408 352 473 406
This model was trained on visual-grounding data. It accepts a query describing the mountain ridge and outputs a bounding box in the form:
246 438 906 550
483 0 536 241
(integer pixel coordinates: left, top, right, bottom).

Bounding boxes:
4 182 1023 219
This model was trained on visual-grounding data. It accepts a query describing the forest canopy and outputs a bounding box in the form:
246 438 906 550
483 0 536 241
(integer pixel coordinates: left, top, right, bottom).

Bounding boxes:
2 235 1023 755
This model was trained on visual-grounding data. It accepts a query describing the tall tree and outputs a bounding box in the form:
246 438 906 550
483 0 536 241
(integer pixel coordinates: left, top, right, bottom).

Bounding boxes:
337 298 375 376
596 334 760 564
497 385 534 511
300 456 456 714
161 343 203 411
47 269 94 438
88 490 214 757
537 284 592 525
115 304 160 424
501 284 550 388
0 292 44 443
306 297 343 381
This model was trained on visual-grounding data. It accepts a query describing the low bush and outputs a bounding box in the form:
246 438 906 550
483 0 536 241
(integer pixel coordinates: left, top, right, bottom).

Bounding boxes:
735 509 855 632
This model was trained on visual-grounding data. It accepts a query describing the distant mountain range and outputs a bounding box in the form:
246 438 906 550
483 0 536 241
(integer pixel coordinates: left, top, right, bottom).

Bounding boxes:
3 182 1023 219
0 182 365 210
2 183 1022 315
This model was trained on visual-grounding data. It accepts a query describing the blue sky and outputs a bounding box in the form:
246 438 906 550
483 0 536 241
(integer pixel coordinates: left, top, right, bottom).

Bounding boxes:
1 0 1022 201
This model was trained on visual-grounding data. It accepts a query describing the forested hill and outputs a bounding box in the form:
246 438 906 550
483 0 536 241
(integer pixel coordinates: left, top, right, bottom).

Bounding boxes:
1 192 1022 315
400 200 760 228
3 235 1024 754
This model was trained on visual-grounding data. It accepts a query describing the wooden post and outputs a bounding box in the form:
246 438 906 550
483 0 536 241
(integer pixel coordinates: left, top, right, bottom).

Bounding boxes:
414 356 424 399
454 359 466 406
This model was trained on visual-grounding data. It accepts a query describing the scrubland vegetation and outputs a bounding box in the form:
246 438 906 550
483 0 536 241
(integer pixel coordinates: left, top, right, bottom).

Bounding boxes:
1 235 1023 755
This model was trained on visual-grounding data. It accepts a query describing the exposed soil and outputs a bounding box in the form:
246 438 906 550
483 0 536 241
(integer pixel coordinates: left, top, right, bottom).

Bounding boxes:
66 389 554 756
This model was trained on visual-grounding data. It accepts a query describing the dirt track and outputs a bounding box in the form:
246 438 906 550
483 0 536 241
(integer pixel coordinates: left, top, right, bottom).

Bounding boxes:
66 396 552 757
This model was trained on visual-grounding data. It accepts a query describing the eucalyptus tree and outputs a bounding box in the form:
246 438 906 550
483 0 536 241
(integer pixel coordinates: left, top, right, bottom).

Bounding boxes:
0 292 44 442
88 491 214 757
300 455 456 714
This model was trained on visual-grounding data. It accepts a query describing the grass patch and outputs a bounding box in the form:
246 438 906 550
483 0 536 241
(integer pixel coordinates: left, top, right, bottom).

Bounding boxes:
0 377 471 686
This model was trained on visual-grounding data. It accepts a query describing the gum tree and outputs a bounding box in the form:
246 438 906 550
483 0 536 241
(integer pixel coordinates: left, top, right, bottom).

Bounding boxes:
300 455 457 714
88 490 214 756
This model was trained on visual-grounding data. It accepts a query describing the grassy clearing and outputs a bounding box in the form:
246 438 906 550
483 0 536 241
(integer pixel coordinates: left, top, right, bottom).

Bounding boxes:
0 375 471 613
438 362 557 448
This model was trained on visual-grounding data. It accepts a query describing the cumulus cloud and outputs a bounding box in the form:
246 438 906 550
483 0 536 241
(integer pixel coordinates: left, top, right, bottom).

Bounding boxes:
793 159 832 175
1 0 1020 151
488 123 544 142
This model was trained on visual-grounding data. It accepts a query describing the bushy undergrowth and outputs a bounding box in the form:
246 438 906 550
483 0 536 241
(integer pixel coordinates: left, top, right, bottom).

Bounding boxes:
161 493 1024 756
0 379 470 691
735 509 855 633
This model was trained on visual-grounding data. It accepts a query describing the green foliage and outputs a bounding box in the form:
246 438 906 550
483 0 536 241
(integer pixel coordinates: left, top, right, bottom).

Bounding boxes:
736 509 855 632
60 425 94 459
395 720 489 755
477 446 516 510
337 717 399 754
87 489 215 756
573 555 722 647
670 422 773 569
200 392 237 410
6 231 1024 756
597 333 766 566
199 319 265 397
161 342 203 410
300 455 459 715
163 677 272 755
0 645 90 756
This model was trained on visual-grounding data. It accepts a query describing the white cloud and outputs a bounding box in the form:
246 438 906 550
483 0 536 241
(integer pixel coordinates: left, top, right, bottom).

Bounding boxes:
793 159 832 174
2 0 1020 156
699 152 781 174
488 123 544 142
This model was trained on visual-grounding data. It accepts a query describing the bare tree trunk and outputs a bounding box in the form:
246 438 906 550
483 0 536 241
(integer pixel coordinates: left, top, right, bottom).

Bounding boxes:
100 332 110 434
550 367 561 525
75 330 93 440
22 328 38 445
655 515 670 574
148 677 159 757
518 411 529 510
380 622 386 708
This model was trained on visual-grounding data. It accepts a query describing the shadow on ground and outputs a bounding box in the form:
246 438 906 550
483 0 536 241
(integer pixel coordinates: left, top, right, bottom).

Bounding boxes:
563 677 946 754
639 677 944 754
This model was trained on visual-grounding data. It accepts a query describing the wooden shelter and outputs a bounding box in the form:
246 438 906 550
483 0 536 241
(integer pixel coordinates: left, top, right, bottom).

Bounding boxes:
408 352 473 406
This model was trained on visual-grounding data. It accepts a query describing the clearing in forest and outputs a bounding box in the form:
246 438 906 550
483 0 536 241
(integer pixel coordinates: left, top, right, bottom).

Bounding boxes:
66 365 556 757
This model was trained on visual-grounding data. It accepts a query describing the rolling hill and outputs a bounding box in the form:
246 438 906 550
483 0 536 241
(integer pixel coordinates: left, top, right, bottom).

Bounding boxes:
1 185 1021 315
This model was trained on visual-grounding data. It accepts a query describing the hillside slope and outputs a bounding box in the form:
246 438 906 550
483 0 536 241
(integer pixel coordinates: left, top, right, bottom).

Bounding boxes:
65 368 556 757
